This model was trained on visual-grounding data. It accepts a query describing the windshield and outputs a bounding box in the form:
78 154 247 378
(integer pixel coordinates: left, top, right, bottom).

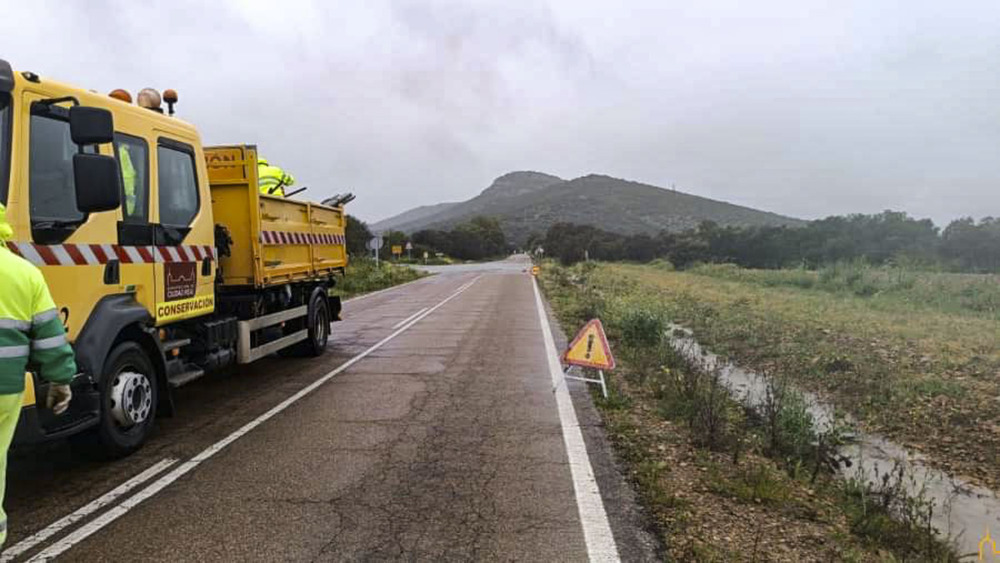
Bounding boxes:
0 93 10 205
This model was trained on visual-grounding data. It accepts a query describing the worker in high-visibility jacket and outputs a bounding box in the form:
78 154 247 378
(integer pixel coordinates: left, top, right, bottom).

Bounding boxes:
0 203 76 547
258 157 295 198
119 145 137 217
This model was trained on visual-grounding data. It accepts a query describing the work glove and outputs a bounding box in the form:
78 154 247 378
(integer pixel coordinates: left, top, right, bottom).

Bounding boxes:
46 384 72 415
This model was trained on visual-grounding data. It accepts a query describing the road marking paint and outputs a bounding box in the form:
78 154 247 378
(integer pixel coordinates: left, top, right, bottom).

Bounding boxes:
391 307 429 330
532 277 620 563
26 275 482 562
1 458 178 562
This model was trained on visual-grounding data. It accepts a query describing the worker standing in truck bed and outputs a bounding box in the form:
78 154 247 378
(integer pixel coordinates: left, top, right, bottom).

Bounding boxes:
258 157 295 197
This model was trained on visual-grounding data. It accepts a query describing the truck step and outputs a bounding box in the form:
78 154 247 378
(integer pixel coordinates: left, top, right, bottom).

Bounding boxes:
168 368 205 388
162 339 191 352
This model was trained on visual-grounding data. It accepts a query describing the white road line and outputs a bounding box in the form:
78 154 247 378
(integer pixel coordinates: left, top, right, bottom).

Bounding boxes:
1 458 178 562
532 277 620 563
27 275 482 562
391 307 429 330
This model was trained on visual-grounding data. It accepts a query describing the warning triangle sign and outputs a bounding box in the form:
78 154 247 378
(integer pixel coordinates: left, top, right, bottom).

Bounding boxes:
561 319 616 370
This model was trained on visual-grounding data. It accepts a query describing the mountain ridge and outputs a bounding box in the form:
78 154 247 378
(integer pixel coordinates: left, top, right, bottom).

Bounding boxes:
371 171 802 244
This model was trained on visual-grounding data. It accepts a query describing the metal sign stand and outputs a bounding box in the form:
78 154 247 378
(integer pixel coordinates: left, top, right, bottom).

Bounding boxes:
368 235 383 268
563 365 608 399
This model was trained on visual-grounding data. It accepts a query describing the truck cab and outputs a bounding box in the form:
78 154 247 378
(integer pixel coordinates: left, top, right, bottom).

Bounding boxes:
1 60 347 458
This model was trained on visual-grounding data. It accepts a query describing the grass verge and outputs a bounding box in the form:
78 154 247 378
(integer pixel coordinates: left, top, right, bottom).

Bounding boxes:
335 258 426 300
539 261 958 561
614 262 1000 494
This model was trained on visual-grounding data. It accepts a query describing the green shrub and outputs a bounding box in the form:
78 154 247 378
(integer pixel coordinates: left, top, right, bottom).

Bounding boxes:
648 258 675 271
620 307 665 349
336 258 423 298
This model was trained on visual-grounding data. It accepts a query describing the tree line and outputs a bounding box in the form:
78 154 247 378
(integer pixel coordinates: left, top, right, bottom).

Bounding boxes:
346 215 509 262
534 212 1000 272
349 210 1000 272
411 216 507 260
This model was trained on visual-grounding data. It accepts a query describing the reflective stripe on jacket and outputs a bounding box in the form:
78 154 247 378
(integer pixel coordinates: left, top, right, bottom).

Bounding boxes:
0 246 77 394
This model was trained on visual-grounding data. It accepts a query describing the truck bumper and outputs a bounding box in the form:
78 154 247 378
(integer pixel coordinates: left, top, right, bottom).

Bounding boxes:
12 373 101 447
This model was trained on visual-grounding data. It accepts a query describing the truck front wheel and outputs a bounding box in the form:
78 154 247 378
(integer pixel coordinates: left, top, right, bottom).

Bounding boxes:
73 341 158 459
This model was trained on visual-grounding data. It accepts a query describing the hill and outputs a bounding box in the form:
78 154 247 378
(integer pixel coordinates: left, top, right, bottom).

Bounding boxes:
372 171 564 233
372 201 460 232
371 172 802 244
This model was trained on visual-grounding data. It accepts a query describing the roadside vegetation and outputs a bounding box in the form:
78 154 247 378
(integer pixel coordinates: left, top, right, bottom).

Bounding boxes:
688 262 1000 318
622 261 1000 492
539 261 962 561
535 211 1000 273
348 213 509 263
411 215 509 260
334 258 424 299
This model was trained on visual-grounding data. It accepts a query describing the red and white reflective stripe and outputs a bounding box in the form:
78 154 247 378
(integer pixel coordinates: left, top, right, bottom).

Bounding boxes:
5 241 214 267
154 244 210 263
259 231 345 246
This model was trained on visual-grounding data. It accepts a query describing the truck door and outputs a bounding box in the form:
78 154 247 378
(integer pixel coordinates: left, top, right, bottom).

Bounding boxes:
114 133 158 313
152 137 215 324
21 92 120 341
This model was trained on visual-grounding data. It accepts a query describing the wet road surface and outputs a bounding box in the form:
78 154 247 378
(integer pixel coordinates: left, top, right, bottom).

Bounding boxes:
4 256 660 561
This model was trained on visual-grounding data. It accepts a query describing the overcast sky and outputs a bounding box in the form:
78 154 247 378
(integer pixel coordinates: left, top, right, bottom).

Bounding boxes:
3 0 998 226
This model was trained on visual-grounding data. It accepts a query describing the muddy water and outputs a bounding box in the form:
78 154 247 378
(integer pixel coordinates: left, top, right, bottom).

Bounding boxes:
667 325 1000 556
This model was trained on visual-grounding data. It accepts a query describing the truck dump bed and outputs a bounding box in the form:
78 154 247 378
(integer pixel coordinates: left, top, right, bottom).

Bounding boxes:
205 145 347 287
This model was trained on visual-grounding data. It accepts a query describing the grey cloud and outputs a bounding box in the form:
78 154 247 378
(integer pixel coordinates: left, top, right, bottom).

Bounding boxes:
2 1 998 225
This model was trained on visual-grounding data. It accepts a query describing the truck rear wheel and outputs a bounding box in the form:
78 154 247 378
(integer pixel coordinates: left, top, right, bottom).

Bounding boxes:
73 341 158 459
288 291 330 357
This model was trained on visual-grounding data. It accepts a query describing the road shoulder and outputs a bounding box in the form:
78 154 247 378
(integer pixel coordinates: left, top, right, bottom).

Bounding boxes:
541 296 666 561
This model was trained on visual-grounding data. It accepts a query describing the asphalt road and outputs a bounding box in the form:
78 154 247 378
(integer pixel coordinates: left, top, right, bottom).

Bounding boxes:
4 256 660 561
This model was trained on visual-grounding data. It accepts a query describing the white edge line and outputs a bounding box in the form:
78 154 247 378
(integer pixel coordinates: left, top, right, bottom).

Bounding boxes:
532 277 620 563
0 458 178 562
391 307 429 330
27 275 482 562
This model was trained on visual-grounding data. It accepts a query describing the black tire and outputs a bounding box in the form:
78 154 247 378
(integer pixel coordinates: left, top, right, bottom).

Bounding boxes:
72 341 158 459
288 291 330 357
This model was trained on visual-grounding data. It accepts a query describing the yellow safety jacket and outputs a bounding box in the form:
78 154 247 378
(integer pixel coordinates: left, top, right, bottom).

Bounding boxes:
119 145 136 216
258 159 294 198
0 205 77 394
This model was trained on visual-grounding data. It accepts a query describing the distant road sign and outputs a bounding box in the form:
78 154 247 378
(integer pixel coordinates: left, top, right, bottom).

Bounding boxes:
562 319 615 370
405 241 413 250
391 245 403 256
531 265 540 276
367 237 382 251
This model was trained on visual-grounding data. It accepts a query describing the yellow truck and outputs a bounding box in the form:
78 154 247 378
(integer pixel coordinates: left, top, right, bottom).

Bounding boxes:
1 59 348 457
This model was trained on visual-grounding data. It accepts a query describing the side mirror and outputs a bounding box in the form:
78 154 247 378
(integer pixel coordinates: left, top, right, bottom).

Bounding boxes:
73 154 121 213
69 106 114 145
0 59 13 93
